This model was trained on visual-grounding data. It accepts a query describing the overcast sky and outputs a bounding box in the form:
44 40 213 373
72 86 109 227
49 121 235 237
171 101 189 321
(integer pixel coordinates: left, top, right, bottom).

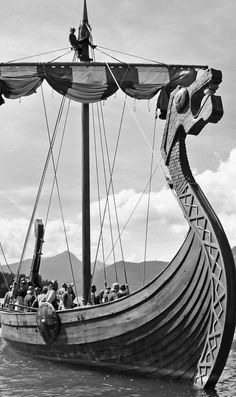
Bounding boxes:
0 0 235 265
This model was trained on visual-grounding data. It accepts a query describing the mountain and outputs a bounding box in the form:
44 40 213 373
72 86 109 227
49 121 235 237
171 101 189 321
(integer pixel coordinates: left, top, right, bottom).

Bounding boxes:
3 251 82 287
93 260 167 292
1 251 167 293
2 246 235 294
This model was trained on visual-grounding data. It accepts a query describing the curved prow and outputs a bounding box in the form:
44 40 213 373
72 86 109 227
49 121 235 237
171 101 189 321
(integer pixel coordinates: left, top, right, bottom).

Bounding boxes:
161 68 236 388
29 219 44 288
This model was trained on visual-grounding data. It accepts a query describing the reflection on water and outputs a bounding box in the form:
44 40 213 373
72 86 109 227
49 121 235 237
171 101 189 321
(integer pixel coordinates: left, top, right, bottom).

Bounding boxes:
0 330 235 397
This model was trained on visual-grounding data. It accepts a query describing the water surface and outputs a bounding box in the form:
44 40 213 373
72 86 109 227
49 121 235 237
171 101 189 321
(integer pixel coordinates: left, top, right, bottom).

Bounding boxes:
0 330 235 397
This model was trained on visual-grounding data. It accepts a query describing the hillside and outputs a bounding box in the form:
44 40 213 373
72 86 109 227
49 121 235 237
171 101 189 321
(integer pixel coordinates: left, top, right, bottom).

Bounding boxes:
2 251 167 293
3 251 83 287
3 247 236 294
93 260 167 292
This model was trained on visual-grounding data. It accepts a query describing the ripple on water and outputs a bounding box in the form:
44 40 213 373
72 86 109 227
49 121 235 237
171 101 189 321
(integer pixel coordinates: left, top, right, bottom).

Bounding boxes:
0 330 235 397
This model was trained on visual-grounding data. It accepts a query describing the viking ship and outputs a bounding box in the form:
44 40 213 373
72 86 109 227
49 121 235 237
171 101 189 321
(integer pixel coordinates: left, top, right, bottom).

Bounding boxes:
0 0 235 389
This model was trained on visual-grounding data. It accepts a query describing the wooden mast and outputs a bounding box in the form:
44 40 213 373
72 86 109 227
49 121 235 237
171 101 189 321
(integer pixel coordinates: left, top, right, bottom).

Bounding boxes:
80 0 91 304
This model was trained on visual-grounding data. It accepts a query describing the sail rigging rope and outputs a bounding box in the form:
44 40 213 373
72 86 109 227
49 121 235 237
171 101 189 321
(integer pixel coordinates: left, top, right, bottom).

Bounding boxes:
91 105 107 284
99 102 127 279
48 50 73 63
40 85 79 304
95 48 127 64
90 82 165 288
16 92 63 278
96 104 117 268
101 62 167 276
44 100 70 227
15 80 77 298
104 158 163 265
92 98 127 282
92 101 127 284
97 46 167 65
7 47 71 63
143 115 158 284
0 242 13 275
0 262 9 290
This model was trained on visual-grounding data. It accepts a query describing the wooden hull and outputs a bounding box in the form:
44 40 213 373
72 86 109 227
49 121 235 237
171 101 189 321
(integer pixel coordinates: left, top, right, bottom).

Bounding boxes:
1 230 209 379
1 224 233 387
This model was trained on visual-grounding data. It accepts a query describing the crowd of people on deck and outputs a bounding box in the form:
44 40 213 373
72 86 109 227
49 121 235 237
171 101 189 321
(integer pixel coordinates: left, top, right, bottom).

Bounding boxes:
2 279 76 312
90 283 129 305
2 278 129 311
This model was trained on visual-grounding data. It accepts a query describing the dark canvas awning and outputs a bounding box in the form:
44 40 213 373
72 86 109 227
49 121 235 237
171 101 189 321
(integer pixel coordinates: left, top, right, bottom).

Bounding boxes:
0 62 203 109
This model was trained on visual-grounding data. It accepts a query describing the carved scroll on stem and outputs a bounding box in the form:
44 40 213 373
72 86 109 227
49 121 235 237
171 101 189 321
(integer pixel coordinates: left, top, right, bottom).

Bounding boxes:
161 68 236 388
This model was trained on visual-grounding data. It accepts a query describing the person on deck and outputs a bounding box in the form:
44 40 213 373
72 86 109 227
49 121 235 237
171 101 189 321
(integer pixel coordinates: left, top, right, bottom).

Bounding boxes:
103 286 111 302
90 284 99 305
3 284 15 308
118 284 129 298
31 287 43 308
41 280 59 310
58 282 67 310
36 286 48 307
3 285 13 308
62 284 75 309
98 290 104 304
68 284 76 302
108 283 120 301
15 279 28 311
24 285 36 311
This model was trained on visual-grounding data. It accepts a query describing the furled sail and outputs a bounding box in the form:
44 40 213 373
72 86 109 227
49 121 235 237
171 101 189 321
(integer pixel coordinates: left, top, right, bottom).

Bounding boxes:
0 63 200 112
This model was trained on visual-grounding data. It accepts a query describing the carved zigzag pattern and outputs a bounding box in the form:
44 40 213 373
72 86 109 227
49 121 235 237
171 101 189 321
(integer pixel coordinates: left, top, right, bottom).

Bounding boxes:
179 184 226 387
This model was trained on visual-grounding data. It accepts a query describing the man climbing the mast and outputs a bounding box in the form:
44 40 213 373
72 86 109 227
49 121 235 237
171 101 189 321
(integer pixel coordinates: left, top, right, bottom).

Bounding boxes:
69 26 96 61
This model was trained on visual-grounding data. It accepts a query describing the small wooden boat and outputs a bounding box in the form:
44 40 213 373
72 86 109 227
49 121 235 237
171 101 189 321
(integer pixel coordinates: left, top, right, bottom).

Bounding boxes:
0 0 235 389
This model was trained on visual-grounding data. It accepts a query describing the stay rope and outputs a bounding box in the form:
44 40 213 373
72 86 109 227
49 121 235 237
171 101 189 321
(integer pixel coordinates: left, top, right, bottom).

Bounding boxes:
91 101 128 285
99 102 126 278
44 100 70 227
91 105 107 284
41 94 80 306
104 159 163 264
91 98 127 283
0 263 9 290
16 101 60 278
96 104 118 270
143 115 158 284
0 242 13 275
16 57 79 304
7 47 71 63
96 45 167 65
